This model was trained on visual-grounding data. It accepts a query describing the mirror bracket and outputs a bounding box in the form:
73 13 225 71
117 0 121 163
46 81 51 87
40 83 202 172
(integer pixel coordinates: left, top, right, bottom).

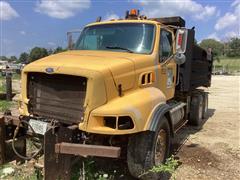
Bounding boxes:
174 52 186 65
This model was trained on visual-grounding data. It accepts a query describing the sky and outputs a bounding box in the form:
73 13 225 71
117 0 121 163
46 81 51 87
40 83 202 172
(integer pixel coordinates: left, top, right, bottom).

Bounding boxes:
0 0 239 57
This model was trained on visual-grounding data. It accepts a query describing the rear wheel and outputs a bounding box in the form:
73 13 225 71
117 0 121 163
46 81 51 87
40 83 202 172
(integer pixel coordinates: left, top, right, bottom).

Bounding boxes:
189 94 203 126
127 117 170 179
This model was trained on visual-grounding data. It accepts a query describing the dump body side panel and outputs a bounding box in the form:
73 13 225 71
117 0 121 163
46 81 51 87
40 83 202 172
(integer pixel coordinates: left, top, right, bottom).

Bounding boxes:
176 29 213 93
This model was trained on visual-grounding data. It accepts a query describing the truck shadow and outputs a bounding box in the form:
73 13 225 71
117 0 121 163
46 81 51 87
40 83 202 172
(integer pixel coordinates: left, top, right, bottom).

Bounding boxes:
170 108 216 176
171 108 215 155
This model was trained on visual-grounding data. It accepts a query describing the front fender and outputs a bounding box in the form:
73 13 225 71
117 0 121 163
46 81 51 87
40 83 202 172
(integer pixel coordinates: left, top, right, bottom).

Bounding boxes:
85 87 166 134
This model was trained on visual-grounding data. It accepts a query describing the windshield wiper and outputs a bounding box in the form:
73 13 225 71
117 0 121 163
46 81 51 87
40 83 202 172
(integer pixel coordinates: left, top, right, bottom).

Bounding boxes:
105 46 134 53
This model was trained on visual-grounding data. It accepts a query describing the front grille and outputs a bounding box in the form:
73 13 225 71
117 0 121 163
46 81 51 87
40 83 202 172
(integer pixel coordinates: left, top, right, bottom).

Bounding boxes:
27 73 87 124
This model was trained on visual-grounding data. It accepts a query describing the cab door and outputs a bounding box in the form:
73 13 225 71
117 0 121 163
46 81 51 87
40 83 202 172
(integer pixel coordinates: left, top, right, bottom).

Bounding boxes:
158 28 176 99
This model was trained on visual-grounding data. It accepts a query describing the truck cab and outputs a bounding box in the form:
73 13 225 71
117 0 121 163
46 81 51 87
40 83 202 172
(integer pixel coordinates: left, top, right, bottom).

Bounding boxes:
0 10 212 180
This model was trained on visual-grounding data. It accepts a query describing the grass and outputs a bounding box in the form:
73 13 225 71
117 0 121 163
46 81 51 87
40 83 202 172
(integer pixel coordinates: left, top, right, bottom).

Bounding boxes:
0 164 39 180
0 73 21 81
71 158 119 180
149 156 179 174
213 57 240 73
139 155 179 179
0 82 6 93
0 100 12 112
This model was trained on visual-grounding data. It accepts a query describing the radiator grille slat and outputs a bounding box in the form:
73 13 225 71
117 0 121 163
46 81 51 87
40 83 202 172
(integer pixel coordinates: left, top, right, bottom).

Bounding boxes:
27 73 87 124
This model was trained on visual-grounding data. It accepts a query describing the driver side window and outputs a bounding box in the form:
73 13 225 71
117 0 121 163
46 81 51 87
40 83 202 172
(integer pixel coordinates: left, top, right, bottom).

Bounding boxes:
159 29 173 63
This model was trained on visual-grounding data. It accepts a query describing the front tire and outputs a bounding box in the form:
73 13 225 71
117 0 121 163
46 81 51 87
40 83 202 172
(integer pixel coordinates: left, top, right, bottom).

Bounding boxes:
127 117 170 179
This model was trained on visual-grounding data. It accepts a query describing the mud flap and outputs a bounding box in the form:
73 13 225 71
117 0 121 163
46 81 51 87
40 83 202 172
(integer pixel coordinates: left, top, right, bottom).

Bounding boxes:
44 126 74 180
0 117 26 165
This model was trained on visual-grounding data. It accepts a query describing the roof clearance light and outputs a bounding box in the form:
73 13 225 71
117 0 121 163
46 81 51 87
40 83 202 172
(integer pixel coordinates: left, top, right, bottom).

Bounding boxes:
130 9 138 16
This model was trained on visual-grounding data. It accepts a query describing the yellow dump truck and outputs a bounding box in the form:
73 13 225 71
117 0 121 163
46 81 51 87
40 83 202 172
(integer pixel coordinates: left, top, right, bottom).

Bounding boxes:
0 10 212 179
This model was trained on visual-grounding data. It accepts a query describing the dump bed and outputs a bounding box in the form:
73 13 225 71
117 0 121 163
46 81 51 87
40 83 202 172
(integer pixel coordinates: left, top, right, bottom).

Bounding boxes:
176 29 213 92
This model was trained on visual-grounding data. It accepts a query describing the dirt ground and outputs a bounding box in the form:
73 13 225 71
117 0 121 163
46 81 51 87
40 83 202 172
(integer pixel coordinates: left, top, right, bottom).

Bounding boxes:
1 75 239 179
173 75 240 180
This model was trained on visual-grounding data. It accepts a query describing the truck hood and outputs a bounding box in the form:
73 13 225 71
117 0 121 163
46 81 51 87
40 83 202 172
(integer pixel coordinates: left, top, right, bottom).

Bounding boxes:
23 50 136 90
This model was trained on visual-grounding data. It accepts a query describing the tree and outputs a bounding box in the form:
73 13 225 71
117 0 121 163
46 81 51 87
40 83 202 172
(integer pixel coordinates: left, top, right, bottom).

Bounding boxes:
199 39 224 61
0 56 8 61
29 47 48 62
47 48 53 55
18 52 29 63
53 46 66 54
9 56 17 62
226 38 240 57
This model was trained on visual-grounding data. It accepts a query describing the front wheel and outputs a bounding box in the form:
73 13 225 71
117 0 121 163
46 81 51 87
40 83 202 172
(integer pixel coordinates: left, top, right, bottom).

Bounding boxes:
127 117 170 179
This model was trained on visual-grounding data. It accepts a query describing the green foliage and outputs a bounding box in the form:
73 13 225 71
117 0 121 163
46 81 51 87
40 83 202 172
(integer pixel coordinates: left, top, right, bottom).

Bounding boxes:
199 39 224 61
0 81 6 92
47 49 54 55
0 164 40 180
18 52 29 63
226 38 240 57
0 56 18 62
0 56 8 61
72 159 117 180
53 46 66 54
0 100 12 112
12 73 21 80
213 57 240 73
9 56 18 62
20 46 66 63
150 156 179 174
29 47 48 62
139 155 179 178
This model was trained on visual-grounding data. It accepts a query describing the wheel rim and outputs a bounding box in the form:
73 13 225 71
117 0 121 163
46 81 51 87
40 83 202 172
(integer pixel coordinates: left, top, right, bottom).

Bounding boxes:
155 129 167 165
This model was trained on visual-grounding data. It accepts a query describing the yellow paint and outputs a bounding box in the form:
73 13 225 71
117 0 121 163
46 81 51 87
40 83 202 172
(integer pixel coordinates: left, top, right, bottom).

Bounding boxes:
19 19 177 135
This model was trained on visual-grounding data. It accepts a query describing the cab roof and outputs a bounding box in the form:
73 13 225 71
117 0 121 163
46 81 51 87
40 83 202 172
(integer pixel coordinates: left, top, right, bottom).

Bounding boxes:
86 19 160 27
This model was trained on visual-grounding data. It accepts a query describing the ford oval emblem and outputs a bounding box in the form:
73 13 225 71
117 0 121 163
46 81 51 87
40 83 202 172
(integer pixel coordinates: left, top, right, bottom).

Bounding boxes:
45 67 54 74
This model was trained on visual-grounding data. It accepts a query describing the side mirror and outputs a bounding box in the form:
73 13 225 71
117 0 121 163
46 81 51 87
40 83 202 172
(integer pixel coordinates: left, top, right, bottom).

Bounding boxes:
175 28 188 54
174 52 186 65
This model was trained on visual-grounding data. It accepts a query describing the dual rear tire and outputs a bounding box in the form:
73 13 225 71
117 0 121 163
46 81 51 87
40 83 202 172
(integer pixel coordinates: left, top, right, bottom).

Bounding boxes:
189 92 208 126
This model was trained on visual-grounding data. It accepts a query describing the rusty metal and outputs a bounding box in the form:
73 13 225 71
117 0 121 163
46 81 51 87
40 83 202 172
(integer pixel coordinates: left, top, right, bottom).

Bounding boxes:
55 143 121 158
27 73 87 124
4 115 20 126
0 116 26 165
44 126 73 180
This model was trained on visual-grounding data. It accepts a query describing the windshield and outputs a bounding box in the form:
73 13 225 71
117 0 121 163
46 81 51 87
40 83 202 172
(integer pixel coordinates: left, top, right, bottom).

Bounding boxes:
74 23 155 54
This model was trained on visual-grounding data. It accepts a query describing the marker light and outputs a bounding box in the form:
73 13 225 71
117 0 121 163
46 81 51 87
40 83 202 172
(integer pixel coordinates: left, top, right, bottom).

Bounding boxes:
178 33 183 46
130 9 138 16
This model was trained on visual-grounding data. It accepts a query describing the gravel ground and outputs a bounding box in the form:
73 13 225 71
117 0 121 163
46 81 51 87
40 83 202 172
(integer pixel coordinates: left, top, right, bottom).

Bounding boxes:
173 75 240 180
